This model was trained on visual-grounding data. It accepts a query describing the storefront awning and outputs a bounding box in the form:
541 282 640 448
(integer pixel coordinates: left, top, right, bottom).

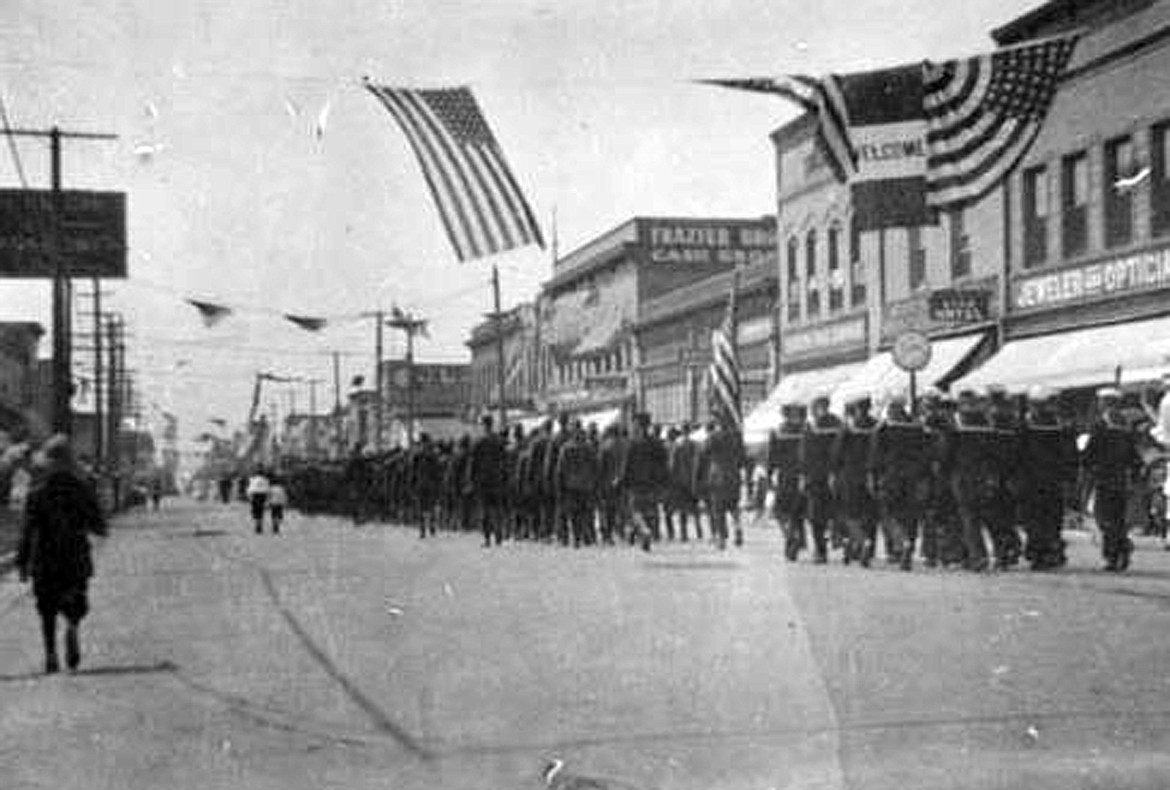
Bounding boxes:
831 332 988 413
743 361 865 447
954 315 1170 393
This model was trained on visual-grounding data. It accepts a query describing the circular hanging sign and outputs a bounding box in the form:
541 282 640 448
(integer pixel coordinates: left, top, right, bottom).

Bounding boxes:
893 331 932 372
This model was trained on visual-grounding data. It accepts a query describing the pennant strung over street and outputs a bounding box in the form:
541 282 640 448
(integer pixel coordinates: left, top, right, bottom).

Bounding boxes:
924 34 1078 211
186 298 233 328
364 81 544 262
285 314 328 331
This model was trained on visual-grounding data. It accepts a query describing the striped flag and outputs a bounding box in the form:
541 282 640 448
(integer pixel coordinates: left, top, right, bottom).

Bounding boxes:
924 34 1078 211
708 277 742 433
698 76 856 182
365 82 544 262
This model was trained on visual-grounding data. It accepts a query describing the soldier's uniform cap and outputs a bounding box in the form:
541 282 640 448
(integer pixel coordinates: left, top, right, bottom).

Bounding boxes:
957 388 982 401
1027 385 1057 402
810 394 831 407
633 411 651 425
846 395 872 408
781 403 803 415
1096 386 1122 401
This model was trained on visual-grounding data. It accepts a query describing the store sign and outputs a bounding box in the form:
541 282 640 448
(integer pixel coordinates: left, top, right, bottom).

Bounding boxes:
883 276 996 342
928 289 990 323
644 221 775 266
1015 245 1170 310
783 315 867 358
0 189 127 278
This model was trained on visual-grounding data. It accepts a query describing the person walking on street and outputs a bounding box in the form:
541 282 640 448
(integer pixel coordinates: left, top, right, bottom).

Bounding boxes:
619 412 668 552
554 420 600 548
1083 387 1144 572
800 396 843 564
694 419 744 549
869 396 930 570
17 435 109 674
769 404 806 561
468 415 508 547
833 396 880 566
246 467 271 534
267 475 287 534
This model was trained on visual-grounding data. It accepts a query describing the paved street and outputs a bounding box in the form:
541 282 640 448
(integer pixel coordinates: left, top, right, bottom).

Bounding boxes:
1 500 1169 790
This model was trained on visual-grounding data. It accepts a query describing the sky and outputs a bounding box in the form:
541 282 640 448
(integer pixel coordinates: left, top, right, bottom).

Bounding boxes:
0 0 1039 442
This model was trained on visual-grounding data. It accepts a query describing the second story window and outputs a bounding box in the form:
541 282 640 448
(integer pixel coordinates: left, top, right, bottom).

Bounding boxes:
850 218 866 307
1062 151 1089 258
806 230 820 319
908 226 926 291
1104 135 1135 248
1153 122 1170 237
1023 165 1050 268
828 225 844 312
949 209 971 279
786 236 800 321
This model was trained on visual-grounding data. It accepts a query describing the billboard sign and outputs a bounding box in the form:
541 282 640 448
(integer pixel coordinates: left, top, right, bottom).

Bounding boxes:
0 189 127 278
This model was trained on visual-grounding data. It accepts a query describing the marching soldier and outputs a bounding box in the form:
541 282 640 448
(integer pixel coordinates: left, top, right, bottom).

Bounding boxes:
467 416 507 547
543 413 573 545
769 403 806 561
987 386 1025 568
832 396 879 566
946 390 999 572
597 424 626 545
411 434 442 538
554 420 600 547
870 396 931 570
1082 387 1143 572
664 426 701 543
694 419 744 549
800 395 843 564
1019 386 1077 570
618 412 668 552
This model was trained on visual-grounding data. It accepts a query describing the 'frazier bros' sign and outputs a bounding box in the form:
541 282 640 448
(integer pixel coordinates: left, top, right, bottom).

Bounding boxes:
645 221 775 266
1015 245 1170 310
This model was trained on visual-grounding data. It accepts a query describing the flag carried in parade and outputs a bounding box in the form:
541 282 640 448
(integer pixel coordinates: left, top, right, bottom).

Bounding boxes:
364 80 544 262
924 34 1078 211
708 277 742 433
700 33 1077 226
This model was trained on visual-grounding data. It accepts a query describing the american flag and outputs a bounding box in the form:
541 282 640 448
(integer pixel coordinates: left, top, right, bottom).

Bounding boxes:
698 76 856 182
924 35 1078 210
365 83 544 262
708 278 742 433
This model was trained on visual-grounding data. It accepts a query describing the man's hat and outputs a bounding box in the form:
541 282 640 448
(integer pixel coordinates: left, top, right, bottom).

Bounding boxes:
781 403 803 416
1096 386 1122 401
846 395 872 410
633 411 651 426
809 394 831 408
1027 385 1057 402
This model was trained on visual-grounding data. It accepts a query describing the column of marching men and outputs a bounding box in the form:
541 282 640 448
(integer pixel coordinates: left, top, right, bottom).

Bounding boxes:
283 384 1145 573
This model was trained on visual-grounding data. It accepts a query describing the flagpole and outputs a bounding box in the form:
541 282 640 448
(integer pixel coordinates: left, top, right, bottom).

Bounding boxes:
375 309 384 453
492 265 507 432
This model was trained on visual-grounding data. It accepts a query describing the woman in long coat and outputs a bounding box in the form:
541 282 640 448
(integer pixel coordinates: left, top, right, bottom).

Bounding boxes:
16 436 108 674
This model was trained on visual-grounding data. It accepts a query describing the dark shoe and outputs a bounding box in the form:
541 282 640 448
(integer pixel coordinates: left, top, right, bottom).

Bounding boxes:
734 529 744 548
900 548 913 572
45 655 59 675
813 552 828 565
65 627 80 671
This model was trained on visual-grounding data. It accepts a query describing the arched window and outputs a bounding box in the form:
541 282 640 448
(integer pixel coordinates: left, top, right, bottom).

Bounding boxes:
805 230 820 319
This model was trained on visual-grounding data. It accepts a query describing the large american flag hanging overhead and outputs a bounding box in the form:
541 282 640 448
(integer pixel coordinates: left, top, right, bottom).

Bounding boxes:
698 76 857 183
924 34 1078 211
708 278 742 433
365 82 544 262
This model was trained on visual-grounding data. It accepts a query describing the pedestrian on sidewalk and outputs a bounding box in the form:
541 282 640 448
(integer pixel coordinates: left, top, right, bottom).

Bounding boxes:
267 475 287 534
16 435 108 674
246 467 271 534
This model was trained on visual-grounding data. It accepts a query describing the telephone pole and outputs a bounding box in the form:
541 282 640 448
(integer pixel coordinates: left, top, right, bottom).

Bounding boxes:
491 265 507 432
386 309 427 447
0 125 118 436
